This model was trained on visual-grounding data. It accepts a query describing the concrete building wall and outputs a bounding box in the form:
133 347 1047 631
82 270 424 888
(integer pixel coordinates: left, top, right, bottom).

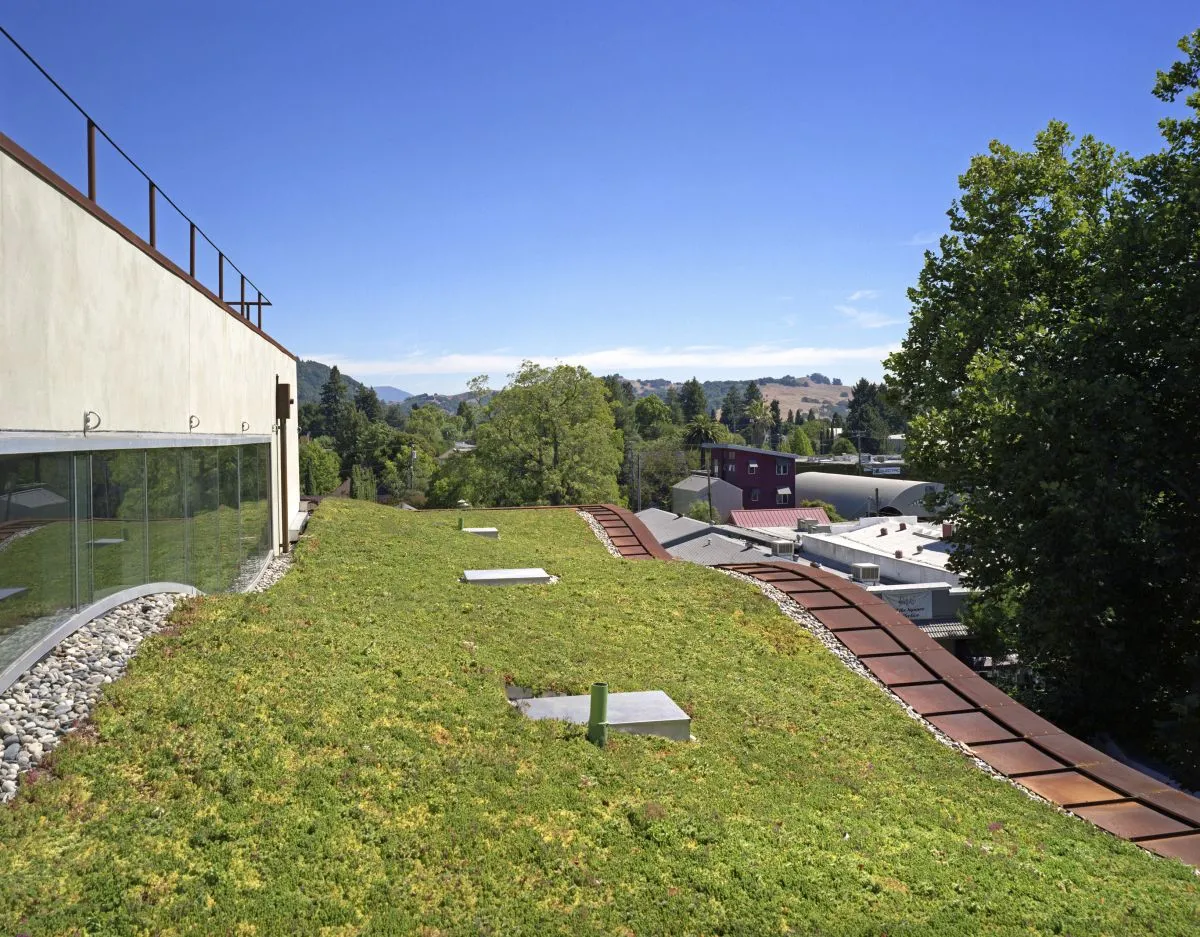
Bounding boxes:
0 144 299 550
671 477 744 522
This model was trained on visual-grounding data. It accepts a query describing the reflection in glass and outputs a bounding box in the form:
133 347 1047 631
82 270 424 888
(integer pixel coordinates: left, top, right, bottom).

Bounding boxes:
186 448 221 594
87 451 148 600
147 449 186 584
218 447 241 591
0 443 273 680
0 453 76 673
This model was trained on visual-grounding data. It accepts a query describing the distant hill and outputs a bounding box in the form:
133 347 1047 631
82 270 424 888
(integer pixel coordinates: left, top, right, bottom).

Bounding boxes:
298 359 365 406
623 374 851 416
374 386 413 403
398 391 473 415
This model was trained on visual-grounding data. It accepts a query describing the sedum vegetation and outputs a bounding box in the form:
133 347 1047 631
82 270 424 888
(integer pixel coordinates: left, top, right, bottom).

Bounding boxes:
1 500 1196 935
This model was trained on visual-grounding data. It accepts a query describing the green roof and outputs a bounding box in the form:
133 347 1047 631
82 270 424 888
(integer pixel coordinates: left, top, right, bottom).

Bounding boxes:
1 500 1195 933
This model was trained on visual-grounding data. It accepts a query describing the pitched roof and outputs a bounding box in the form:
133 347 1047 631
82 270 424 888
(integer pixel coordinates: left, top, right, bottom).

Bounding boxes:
633 508 714 547
729 507 831 528
671 474 741 494
667 533 772 566
701 443 799 460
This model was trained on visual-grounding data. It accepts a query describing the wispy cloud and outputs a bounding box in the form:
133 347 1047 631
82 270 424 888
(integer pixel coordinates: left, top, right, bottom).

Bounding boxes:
303 343 900 378
904 231 939 246
834 304 904 329
847 289 880 302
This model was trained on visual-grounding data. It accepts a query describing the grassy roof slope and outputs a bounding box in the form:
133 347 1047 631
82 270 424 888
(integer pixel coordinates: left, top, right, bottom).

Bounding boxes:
1 500 1196 934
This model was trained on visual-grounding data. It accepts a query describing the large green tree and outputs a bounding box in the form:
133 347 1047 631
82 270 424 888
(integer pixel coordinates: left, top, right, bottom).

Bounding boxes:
299 438 340 495
886 32 1200 785
475 362 623 505
678 378 708 424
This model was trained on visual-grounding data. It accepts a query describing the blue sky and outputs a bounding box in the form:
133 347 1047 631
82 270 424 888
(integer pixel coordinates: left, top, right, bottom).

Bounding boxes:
2 2 1196 393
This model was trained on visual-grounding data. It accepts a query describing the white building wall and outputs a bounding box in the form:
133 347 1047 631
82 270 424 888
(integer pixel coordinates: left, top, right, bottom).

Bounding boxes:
0 146 299 549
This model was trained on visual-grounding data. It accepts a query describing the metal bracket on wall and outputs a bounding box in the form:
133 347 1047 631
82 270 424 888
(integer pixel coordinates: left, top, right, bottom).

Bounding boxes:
82 410 101 435
241 421 250 432
188 415 200 431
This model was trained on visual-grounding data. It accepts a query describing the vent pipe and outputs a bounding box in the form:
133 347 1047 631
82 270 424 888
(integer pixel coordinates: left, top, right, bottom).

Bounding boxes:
588 683 609 747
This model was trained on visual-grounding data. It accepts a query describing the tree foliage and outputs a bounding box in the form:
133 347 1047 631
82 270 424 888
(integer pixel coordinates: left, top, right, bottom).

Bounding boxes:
475 362 623 505
887 32 1200 784
299 438 341 496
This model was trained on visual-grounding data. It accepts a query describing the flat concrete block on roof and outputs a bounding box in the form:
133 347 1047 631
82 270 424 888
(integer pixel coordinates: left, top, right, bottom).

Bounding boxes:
516 690 691 742
462 527 499 538
462 568 553 586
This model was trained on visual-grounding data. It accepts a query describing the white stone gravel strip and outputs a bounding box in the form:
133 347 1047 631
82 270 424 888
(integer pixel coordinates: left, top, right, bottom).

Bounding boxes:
248 551 293 593
0 593 184 802
1 550 297 804
577 510 623 559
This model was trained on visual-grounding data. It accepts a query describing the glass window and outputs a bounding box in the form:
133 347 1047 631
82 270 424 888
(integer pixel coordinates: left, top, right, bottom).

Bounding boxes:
748 461 758 475
0 452 76 674
86 451 149 601
750 488 760 502
776 460 789 475
217 447 241 592
1 441 275 686
186 448 221 594
147 448 186 584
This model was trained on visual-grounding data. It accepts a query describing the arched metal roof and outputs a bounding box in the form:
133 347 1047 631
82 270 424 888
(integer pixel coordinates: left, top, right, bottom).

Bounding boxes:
794 472 943 519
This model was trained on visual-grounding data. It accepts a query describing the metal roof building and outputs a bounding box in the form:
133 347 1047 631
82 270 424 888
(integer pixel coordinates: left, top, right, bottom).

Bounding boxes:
794 472 943 520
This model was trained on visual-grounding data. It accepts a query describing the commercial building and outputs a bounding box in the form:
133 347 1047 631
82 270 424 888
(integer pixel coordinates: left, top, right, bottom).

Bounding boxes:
794 471 943 520
0 85 299 691
700 443 798 509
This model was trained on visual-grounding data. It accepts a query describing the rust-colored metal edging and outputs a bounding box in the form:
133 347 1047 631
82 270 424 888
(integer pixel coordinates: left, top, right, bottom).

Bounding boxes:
718 561 1200 868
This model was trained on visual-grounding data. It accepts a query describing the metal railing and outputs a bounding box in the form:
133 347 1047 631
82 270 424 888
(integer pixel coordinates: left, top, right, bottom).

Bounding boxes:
0 25 273 330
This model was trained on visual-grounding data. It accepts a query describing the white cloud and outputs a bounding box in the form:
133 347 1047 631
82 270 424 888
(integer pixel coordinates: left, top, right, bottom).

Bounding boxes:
847 289 880 302
303 343 900 378
834 304 905 329
904 231 939 246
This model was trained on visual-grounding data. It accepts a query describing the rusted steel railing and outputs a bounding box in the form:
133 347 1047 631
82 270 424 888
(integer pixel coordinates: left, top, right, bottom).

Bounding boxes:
0 26 272 331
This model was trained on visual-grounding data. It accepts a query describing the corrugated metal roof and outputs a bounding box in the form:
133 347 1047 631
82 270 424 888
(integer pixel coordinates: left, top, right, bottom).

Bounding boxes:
729 507 831 528
918 619 971 640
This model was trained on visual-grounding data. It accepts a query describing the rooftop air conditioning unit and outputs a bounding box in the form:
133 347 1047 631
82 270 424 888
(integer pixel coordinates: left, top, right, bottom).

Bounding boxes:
850 562 881 586
771 539 794 557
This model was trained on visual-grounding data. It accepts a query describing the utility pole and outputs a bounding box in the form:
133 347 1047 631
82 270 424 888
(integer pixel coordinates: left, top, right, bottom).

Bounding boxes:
636 449 643 512
408 446 416 491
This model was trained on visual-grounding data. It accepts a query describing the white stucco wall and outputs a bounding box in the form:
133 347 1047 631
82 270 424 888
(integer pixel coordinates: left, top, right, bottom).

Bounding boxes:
0 146 300 549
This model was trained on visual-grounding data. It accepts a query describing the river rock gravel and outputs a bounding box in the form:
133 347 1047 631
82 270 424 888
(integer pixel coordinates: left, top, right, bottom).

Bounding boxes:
1 549 296 803
578 510 623 559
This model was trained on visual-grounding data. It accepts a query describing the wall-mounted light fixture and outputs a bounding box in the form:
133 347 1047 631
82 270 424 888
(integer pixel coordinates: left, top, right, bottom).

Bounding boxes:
189 415 200 431
83 410 101 435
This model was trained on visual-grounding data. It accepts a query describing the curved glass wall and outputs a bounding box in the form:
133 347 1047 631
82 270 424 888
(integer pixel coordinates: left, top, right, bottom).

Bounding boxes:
0 443 272 677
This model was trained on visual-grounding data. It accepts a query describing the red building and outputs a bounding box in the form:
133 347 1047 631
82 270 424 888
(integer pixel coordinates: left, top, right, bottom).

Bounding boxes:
700 443 798 509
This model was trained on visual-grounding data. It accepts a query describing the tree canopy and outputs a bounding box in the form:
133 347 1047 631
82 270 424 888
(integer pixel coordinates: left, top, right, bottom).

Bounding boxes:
474 362 623 506
886 31 1200 785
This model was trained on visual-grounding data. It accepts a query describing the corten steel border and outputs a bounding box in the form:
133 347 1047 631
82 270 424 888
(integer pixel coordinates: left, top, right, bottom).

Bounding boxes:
421 503 672 560
716 561 1200 868
0 131 296 362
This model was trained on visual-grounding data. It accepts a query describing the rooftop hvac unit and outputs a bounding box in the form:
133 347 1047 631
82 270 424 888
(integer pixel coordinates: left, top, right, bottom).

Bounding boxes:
851 562 881 585
771 539 795 557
